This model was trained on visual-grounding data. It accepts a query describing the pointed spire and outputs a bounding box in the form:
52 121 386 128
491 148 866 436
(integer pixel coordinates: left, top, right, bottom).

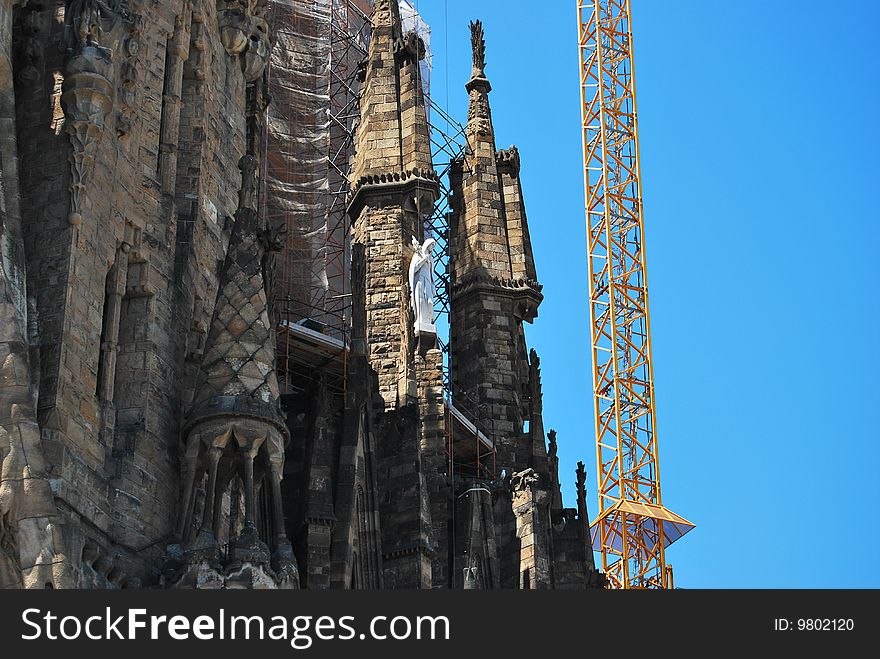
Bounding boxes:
186 154 285 430
451 19 512 282
576 461 587 500
349 0 436 199
548 429 564 519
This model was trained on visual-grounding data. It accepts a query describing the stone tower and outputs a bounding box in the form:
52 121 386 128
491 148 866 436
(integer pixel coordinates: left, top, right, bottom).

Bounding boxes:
346 0 447 588
449 21 552 589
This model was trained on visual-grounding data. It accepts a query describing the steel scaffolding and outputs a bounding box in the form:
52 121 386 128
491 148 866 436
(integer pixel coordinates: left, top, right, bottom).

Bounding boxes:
270 1 468 400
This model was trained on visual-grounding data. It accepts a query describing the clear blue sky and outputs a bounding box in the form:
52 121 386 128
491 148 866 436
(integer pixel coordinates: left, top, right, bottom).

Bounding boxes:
411 0 879 588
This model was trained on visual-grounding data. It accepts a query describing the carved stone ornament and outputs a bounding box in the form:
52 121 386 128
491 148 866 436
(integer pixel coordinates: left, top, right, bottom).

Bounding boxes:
219 2 250 54
62 0 137 224
576 460 587 493
242 15 270 82
257 222 288 253
117 26 141 137
62 46 114 226
496 145 521 177
510 468 539 492
408 237 437 338
466 90 492 137
14 4 46 89
466 20 492 98
470 19 486 80
237 153 259 211
218 0 272 82
394 31 426 62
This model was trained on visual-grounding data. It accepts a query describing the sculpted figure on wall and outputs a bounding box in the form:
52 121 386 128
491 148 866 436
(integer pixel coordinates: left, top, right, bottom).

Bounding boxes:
409 237 437 337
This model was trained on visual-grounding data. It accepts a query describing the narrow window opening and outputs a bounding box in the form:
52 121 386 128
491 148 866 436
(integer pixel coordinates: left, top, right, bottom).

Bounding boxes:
95 270 113 398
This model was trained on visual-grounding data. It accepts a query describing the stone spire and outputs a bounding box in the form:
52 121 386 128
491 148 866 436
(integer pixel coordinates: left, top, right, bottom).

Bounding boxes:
449 21 543 473
349 0 435 192
451 19 540 298
187 154 282 420
171 154 296 589
452 20 510 281
575 461 608 589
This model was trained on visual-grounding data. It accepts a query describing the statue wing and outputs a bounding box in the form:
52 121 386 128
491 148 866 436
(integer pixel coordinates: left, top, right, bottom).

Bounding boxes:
426 255 435 300
408 250 418 312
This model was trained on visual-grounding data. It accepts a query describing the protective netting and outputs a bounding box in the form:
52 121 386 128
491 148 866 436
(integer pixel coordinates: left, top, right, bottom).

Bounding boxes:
266 1 435 343
266 0 336 335
400 0 432 123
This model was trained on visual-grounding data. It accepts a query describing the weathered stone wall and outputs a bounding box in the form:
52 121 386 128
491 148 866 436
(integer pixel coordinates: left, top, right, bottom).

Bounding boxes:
327 239 383 590
0 0 72 590
298 378 340 589
1 0 256 586
345 0 446 590
352 203 416 408
374 403 432 588
552 509 593 589
511 470 552 589
415 346 449 587
454 485 498 589
449 289 526 471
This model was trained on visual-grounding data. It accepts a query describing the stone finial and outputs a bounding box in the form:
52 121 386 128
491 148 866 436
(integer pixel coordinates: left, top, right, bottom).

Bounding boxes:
510 467 539 492
62 46 114 226
470 20 486 80
496 145 521 177
576 461 587 494
372 0 400 28
548 429 558 461
465 21 492 124
528 348 542 415
237 153 259 212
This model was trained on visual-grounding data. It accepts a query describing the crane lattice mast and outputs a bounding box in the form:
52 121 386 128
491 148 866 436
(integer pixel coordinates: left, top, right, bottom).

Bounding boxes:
577 0 694 589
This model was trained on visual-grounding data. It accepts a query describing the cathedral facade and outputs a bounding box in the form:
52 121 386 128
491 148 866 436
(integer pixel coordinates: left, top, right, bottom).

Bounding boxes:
0 0 603 589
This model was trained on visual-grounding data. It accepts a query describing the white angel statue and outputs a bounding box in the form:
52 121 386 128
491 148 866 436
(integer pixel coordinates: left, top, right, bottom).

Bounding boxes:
408 236 437 336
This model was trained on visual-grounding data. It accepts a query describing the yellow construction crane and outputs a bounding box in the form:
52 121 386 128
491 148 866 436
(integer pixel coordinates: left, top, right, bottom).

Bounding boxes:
577 0 694 589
